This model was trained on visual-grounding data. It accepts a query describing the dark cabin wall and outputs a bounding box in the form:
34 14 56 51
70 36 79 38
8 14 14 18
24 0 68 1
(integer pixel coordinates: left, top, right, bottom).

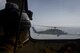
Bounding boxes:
16 40 79 53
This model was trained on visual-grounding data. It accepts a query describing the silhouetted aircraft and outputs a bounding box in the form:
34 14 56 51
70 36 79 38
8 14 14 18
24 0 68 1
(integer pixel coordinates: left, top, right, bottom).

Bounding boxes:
32 26 68 36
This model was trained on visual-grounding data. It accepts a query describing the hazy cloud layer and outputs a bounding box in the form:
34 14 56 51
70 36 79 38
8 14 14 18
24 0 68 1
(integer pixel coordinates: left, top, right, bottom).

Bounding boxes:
29 0 80 27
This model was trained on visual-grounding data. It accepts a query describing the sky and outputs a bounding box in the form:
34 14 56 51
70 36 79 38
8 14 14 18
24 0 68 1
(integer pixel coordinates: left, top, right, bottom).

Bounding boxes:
28 0 80 27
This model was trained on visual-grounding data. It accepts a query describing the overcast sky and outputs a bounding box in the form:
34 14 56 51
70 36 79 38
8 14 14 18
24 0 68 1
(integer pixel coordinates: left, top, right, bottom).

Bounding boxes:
28 0 80 27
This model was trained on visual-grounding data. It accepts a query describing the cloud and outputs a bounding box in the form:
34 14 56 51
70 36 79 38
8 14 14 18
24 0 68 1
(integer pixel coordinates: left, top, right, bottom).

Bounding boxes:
30 0 80 27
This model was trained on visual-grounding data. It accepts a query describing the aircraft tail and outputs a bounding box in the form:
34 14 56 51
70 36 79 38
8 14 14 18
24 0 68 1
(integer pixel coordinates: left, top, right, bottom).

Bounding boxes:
32 27 38 33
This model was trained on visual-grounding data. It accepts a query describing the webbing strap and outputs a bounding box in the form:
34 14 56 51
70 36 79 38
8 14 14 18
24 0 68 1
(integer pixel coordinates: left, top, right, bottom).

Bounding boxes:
13 0 25 53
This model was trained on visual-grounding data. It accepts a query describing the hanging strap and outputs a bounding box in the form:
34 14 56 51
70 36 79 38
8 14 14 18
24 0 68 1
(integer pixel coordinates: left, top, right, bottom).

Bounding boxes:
13 0 25 53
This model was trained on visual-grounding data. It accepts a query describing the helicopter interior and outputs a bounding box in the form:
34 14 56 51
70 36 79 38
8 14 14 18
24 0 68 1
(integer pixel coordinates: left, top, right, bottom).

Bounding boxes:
0 0 80 53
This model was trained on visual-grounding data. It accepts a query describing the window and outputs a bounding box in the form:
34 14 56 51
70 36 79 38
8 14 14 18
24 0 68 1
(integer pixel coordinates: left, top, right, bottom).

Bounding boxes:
29 0 80 40
0 0 6 36
0 0 6 10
